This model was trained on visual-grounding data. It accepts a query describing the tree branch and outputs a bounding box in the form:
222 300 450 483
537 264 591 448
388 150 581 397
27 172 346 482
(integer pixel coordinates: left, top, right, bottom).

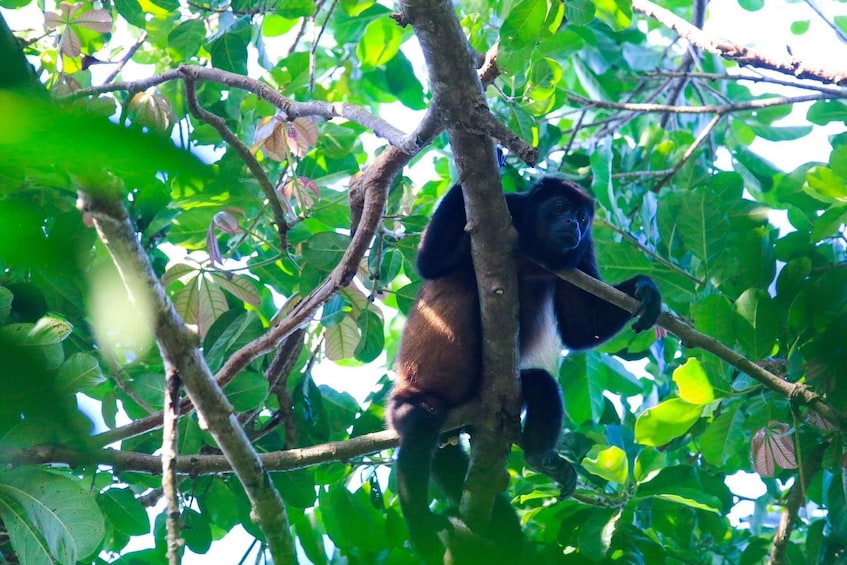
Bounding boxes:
63 65 410 146
399 0 522 535
767 443 826 565
567 91 831 114
76 186 296 564
163 372 182 564
4 405 479 475
548 267 847 429
633 0 847 85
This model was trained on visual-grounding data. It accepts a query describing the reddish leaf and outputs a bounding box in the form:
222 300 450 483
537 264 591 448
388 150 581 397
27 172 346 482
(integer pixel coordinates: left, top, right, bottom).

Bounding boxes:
750 421 797 477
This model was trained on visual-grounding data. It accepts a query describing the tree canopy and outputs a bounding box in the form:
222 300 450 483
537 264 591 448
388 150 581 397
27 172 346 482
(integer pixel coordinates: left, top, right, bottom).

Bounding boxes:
1 0 846 564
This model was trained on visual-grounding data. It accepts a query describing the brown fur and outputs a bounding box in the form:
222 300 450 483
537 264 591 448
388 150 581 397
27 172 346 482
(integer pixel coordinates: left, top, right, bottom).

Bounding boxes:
391 275 481 411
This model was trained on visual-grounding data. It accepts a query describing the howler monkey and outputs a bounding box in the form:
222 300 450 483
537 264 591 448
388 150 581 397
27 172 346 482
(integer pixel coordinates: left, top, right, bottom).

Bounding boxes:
387 177 662 559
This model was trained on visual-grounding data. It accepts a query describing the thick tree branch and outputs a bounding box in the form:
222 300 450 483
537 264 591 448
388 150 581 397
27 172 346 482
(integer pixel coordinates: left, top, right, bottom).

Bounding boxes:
4 405 479 475
767 443 826 565
633 0 847 85
399 0 522 535
76 187 296 564
549 267 847 429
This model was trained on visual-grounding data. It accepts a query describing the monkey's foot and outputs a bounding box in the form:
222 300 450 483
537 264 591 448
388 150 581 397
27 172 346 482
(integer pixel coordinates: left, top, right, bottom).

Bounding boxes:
527 452 577 497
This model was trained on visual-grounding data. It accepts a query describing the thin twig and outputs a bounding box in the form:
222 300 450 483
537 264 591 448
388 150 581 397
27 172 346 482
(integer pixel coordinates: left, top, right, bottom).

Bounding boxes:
633 0 847 85
183 76 291 246
102 31 148 84
801 0 847 43
568 91 829 114
642 70 847 97
654 112 723 191
594 218 706 286
163 371 182 565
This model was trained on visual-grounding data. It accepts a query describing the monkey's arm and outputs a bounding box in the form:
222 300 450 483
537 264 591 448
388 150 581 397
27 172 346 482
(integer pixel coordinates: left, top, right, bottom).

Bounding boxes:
416 183 473 279
554 253 661 349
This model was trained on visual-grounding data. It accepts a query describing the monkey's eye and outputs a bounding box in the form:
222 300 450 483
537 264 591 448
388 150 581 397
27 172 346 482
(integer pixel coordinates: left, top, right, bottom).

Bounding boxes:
551 200 568 214
577 212 588 224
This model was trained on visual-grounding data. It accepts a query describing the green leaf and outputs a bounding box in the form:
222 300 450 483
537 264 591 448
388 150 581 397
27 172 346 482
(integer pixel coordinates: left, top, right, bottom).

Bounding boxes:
1 323 65 371
262 14 299 36
746 123 812 142
806 166 847 203
319 484 386 551
98 488 150 537
272 469 317 508
636 466 723 513
698 402 747 471
277 0 317 18
500 0 547 49
356 18 403 69
324 315 360 361
210 273 261 306
0 468 104 565
577 508 619 561
341 0 376 17
113 0 146 28
635 398 702 446
672 358 715 406
582 445 629 484
651 491 722 513
738 0 764 10
181 508 211 553
203 311 264 372
811 205 847 242
56 353 106 391
633 447 666 483
151 0 179 10
807 100 847 125
565 0 595 26
354 309 384 363
168 20 206 61
302 232 352 270
691 294 735 345
0 286 11 324
223 371 269 412
561 353 611 425
384 51 426 110
197 276 229 338
294 514 328 565
395 282 421 315
210 28 249 75
129 372 165 412
673 188 729 276
593 0 633 31
734 288 778 360
196 478 240 531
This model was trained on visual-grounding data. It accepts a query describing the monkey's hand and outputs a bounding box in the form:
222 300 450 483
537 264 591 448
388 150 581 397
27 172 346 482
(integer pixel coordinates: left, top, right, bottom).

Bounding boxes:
629 275 662 333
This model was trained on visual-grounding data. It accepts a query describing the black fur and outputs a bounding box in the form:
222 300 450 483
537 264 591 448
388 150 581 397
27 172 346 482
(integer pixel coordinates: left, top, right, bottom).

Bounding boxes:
387 177 662 560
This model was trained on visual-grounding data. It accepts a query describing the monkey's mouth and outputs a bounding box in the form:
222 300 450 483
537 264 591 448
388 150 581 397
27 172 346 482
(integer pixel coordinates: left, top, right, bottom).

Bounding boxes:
556 232 580 249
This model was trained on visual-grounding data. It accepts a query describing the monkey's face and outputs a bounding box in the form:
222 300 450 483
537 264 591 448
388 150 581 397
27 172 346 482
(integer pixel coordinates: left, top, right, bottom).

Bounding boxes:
539 195 592 252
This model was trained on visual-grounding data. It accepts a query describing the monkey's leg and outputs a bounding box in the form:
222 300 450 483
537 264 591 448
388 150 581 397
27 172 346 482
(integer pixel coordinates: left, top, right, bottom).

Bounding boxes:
520 368 577 496
388 395 451 561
